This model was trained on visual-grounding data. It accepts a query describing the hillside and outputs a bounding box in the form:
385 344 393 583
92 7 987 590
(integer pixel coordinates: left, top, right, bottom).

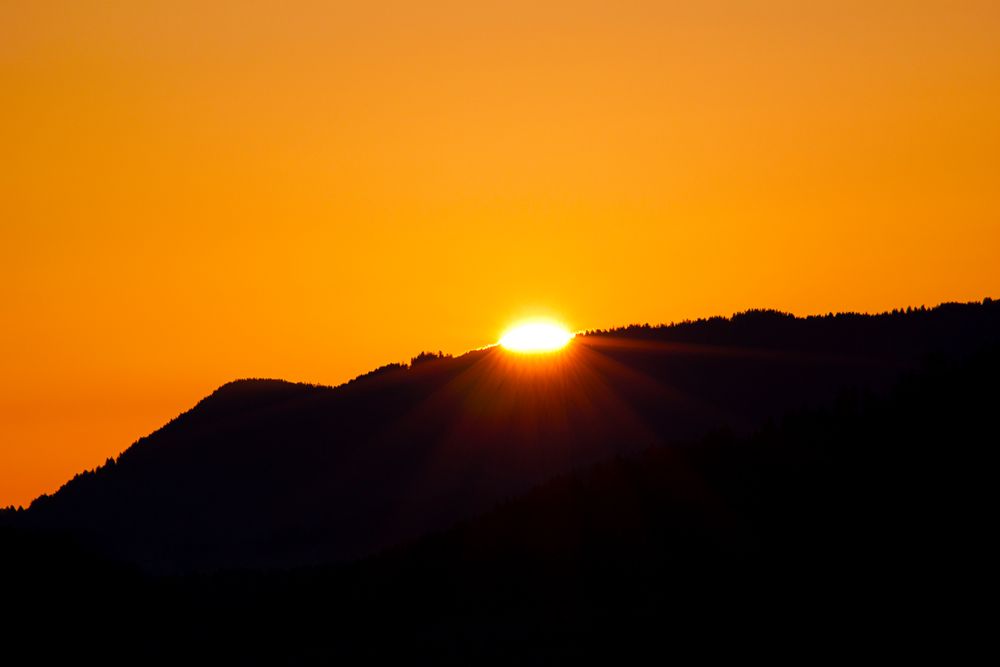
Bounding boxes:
8 300 1000 573
3 313 996 661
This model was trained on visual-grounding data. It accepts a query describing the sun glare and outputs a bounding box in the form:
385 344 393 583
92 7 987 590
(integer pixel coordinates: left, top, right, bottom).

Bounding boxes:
499 321 574 353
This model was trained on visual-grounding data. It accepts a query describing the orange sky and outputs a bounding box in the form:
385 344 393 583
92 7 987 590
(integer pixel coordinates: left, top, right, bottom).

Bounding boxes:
2 1 999 507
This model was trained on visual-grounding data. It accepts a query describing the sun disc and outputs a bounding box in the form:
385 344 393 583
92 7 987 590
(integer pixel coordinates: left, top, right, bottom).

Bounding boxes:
499 321 573 353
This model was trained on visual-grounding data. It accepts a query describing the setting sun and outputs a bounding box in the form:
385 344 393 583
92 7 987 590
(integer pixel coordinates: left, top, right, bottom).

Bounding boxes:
499 321 574 353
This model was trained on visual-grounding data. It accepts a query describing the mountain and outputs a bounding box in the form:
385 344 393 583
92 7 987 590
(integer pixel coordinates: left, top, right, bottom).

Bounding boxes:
8 300 1000 574
3 303 997 662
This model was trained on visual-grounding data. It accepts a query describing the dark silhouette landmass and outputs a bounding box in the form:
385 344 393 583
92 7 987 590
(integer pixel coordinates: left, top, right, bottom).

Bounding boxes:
2 299 998 660
4 300 999 573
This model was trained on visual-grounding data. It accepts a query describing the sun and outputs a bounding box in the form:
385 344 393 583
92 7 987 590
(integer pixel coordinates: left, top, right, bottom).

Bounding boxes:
499 321 574 353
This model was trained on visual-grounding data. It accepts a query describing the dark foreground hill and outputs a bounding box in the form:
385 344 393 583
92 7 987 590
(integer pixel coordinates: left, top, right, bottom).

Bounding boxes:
2 306 997 662
5 300 1000 574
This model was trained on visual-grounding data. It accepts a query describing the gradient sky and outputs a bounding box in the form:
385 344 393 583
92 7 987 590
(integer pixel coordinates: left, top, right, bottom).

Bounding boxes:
2 1 999 507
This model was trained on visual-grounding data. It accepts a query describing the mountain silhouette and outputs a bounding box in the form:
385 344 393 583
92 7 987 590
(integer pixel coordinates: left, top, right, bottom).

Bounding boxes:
3 300 997 662
7 300 998 575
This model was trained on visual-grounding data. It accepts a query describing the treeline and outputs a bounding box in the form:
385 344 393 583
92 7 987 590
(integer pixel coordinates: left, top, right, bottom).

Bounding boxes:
584 299 995 336
581 298 998 355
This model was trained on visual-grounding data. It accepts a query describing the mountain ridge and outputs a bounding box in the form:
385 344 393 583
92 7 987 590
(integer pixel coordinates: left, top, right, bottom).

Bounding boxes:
19 300 992 511
6 299 998 573
5 335 996 661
